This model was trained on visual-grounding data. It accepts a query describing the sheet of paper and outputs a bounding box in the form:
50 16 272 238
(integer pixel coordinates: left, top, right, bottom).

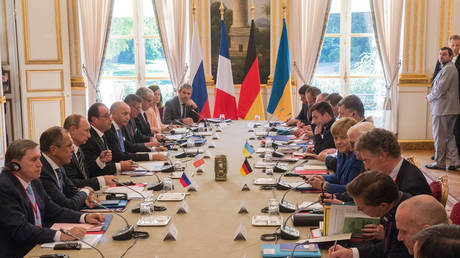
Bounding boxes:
41 234 103 248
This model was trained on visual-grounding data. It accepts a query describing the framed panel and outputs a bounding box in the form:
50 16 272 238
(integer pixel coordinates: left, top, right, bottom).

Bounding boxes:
26 69 64 92
27 96 65 140
22 0 62 64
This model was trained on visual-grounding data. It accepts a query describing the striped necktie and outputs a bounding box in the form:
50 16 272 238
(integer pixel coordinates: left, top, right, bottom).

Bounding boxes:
75 148 88 179
55 168 64 192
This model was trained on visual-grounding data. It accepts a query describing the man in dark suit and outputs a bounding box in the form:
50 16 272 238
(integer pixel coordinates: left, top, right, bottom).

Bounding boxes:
107 101 167 162
162 83 200 125
286 84 310 126
124 94 165 153
80 103 137 175
135 87 155 136
0 139 104 257
39 126 97 210
355 128 431 196
308 101 336 154
329 171 412 258
432 35 460 158
63 114 116 191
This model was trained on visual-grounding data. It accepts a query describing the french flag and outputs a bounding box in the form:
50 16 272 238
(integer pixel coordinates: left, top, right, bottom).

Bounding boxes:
190 20 210 119
213 20 237 120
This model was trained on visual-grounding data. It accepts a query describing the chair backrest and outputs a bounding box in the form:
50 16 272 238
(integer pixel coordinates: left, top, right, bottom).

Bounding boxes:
439 175 449 207
405 155 419 167
450 202 460 225
430 181 442 202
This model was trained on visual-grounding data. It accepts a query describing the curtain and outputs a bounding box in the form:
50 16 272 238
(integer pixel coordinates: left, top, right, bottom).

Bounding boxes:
370 0 404 133
153 0 187 91
291 0 331 86
78 0 114 102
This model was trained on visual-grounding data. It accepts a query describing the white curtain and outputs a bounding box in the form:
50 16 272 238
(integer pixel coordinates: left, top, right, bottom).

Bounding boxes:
153 0 187 90
291 0 331 86
78 0 114 102
370 0 404 133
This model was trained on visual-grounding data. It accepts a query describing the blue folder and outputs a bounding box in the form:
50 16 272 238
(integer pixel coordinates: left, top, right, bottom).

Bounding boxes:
262 243 321 258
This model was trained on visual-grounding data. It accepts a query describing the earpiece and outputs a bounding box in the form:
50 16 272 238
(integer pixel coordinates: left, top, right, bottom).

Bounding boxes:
4 162 21 172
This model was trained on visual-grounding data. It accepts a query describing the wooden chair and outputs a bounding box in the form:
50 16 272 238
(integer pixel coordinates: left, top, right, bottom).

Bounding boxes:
405 155 419 167
430 175 449 207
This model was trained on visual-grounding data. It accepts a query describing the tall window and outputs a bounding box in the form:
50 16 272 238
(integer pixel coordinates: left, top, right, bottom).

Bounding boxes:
312 0 385 127
100 0 173 106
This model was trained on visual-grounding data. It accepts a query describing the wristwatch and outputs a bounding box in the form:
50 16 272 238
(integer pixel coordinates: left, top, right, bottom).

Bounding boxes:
322 181 329 191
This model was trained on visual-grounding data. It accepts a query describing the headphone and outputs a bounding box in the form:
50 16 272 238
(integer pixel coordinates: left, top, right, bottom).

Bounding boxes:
3 162 21 172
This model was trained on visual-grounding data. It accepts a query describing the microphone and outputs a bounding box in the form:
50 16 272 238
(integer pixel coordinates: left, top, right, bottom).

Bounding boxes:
130 162 164 191
279 201 320 240
59 229 105 257
279 181 311 213
89 200 135 241
276 160 309 190
112 179 146 199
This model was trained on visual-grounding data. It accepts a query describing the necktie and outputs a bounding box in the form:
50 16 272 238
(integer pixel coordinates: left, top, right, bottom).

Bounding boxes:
117 128 126 152
25 184 41 227
143 112 151 130
55 168 64 192
75 148 88 179
182 104 186 118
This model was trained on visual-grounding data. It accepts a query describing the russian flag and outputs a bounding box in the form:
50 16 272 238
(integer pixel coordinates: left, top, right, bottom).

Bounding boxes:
267 19 293 121
213 19 237 120
190 20 211 119
180 172 191 187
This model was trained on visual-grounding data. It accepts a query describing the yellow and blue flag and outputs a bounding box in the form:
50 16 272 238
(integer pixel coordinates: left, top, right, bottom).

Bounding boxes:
242 141 255 157
267 19 293 121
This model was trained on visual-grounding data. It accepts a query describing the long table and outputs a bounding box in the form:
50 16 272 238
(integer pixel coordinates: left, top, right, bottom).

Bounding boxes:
27 121 327 257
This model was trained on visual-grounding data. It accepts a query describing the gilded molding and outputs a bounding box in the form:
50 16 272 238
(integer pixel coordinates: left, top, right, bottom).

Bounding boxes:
1 0 9 65
440 0 445 49
411 0 418 72
403 0 411 72
71 76 86 88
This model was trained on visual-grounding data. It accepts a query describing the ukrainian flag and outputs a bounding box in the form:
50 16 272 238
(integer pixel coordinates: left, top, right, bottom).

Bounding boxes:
267 19 293 121
242 141 255 157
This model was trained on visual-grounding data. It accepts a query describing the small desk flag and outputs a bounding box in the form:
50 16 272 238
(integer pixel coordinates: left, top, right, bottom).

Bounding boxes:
240 158 253 176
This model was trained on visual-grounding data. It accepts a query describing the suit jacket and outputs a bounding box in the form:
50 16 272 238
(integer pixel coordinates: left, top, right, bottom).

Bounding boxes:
162 96 200 124
105 124 150 162
80 127 117 175
357 193 412 258
135 112 153 136
295 103 311 125
123 119 151 153
427 61 460 116
433 57 460 96
64 150 101 191
312 118 336 154
396 159 432 196
0 172 81 258
39 155 88 210
323 151 364 194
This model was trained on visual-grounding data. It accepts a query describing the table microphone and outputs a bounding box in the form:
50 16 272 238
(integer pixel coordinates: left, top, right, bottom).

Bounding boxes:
190 109 210 130
89 200 135 241
276 160 308 190
279 201 320 240
59 229 105 258
279 180 312 213
112 179 146 199
130 162 164 191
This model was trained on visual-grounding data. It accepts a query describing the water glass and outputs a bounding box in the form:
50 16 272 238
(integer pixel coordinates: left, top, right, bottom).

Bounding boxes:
163 177 173 192
268 198 280 217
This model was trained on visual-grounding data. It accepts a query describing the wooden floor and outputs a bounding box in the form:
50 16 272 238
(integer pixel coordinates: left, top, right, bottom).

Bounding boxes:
402 149 460 210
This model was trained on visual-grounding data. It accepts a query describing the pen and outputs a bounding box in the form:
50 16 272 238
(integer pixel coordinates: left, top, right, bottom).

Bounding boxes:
333 240 337 252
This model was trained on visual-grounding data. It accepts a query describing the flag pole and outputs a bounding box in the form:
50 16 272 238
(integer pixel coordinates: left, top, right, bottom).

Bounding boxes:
219 1 224 20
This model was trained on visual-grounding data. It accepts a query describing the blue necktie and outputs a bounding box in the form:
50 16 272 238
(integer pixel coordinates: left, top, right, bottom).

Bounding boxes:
117 128 126 152
55 168 64 192
25 184 42 227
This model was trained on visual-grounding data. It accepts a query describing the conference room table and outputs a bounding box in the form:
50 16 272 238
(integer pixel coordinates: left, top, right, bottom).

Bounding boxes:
28 121 329 258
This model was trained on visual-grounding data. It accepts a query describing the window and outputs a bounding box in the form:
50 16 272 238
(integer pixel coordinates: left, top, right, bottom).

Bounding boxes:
100 0 173 106
312 0 385 127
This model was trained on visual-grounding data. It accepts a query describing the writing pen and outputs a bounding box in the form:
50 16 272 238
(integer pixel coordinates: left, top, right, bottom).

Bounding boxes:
333 240 337 252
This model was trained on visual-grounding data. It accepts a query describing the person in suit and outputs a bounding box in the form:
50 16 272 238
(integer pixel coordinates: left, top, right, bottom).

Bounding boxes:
356 128 432 196
329 171 412 258
162 83 200 125
307 118 364 194
135 87 155 136
39 126 98 210
395 195 449 255
124 94 163 152
292 86 322 137
307 101 336 154
80 103 137 175
426 47 460 170
286 84 310 126
412 224 460 258
0 139 105 258
337 94 366 122
63 114 117 191
432 35 460 159
107 101 167 162
324 93 343 118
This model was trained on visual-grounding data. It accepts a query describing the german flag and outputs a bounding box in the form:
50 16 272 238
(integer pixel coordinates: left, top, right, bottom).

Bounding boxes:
237 19 265 120
240 158 253 176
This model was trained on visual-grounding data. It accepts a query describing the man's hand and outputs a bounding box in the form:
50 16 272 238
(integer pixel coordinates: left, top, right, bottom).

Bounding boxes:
155 146 168 152
120 160 138 171
361 224 384 240
183 117 193 125
85 213 105 224
149 137 161 146
155 133 164 140
328 244 353 258
103 175 117 186
151 153 167 161
306 145 315 153
293 128 305 137
81 186 95 194
60 227 86 241
314 123 322 135
286 118 299 126
84 194 99 208
145 141 159 148
309 176 325 190
186 99 198 109
99 150 112 163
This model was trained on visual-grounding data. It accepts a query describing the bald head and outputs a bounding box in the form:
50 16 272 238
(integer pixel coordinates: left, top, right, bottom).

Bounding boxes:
396 195 449 254
347 122 375 152
110 101 131 127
